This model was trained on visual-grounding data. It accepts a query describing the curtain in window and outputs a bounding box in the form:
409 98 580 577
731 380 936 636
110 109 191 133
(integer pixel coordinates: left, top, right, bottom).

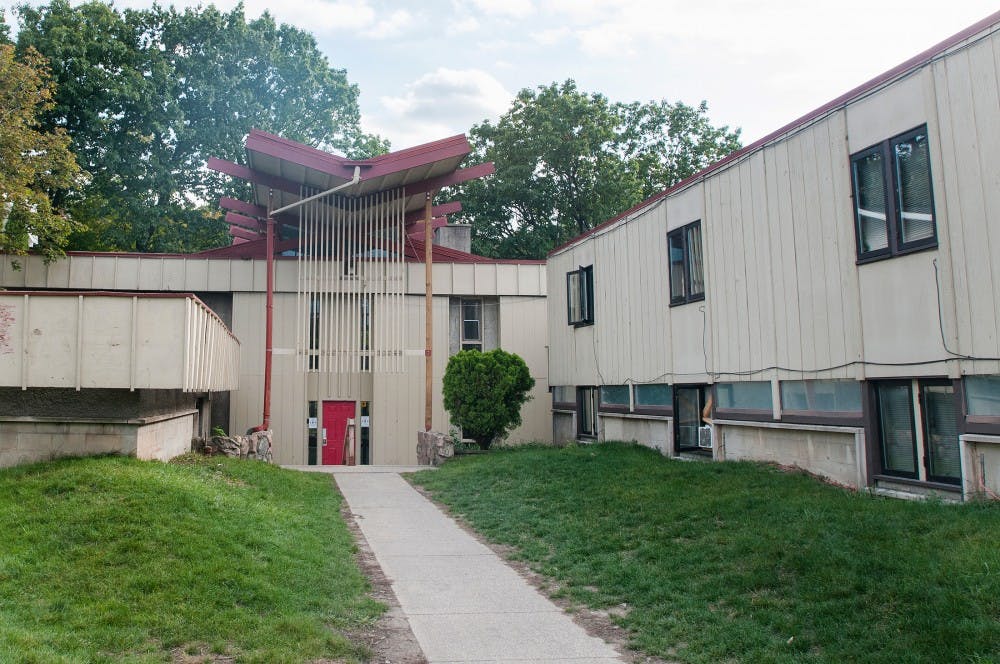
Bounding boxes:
922 385 960 482
854 152 889 252
668 232 687 301
877 383 917 475
687 224 705 296
895 134 935 244
567 272 582 322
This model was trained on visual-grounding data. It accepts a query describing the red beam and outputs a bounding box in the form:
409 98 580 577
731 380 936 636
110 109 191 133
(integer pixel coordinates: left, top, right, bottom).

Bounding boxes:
404 201 462 225
228 226 260 241
207 157 301 196
220 197 267 218
226 212 263 231
404 162 494 197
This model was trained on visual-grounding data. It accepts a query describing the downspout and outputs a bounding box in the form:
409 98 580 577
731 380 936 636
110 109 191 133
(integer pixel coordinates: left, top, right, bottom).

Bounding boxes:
257 166 362 433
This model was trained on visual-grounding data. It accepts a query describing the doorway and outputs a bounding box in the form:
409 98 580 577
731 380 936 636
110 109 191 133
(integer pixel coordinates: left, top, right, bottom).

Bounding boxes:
322 400 355 465
674 385 707 454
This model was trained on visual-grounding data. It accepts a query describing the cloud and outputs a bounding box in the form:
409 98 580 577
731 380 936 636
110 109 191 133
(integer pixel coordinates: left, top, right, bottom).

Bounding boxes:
448 15 480 34
469 0 534 19
361 9 413 40
530 27 570 46
371 68 512 148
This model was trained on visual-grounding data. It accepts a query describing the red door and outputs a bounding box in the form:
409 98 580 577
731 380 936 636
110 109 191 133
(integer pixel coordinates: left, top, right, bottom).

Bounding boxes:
322 401 355 465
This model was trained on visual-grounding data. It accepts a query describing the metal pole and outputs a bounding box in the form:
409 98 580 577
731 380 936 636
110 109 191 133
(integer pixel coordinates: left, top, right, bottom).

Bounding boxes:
263 190 275 431
424 191 434 431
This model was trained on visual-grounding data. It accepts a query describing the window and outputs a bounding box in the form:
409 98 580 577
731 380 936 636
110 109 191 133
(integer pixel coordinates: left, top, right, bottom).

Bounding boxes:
851 126 936 261
599 385 630 412
578 386 599 437
668 221 705 305
551 386 575 408
874 379 960 485
567 265 594 326
635 383 672 413
781 380 863 415
716 381 773 412
965 376 1000 418
461 298 482 351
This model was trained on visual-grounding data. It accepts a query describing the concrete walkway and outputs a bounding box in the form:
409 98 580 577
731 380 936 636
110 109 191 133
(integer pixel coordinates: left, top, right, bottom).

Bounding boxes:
326 467 625 664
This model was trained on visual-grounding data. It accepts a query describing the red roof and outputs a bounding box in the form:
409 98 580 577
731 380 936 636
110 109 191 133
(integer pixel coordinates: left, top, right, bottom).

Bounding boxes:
549 9 1000 257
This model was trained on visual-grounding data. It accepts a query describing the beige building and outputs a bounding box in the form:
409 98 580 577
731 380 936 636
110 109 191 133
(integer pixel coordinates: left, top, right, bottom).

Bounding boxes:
0 131 550 467
548 12 1000 500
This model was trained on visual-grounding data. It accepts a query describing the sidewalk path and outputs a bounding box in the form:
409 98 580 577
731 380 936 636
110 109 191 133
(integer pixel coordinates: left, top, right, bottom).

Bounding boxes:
324 467 625 664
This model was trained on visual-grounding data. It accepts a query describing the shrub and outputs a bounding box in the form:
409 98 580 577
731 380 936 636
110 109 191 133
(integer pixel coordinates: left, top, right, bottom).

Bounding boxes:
442 349 535 450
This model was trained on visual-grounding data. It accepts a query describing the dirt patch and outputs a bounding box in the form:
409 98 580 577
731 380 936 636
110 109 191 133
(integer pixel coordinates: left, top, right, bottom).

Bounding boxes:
340 498 427 664
406 481 676 664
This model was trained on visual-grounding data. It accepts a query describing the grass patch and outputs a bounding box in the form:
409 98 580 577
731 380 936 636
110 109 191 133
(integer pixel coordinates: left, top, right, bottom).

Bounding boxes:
0 454 382 663
410 443 1000 663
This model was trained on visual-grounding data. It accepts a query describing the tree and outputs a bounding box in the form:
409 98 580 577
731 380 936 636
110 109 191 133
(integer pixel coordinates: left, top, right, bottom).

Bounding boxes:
0 41 81 260
442 349 535 450
14 1 388 253
456 80 742 259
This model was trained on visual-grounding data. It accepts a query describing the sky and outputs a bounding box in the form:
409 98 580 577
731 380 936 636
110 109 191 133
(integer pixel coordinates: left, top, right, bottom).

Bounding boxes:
3 0 999 151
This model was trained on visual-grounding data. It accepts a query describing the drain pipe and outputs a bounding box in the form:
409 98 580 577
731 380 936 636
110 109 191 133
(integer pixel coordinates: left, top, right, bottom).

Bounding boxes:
256 166 361 433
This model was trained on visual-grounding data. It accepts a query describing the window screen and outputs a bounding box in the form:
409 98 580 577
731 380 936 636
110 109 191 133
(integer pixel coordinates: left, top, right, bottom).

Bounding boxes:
600 385 630 407
716 381 773 411
780 380 862 413
635 383 672 408
966 376 1000 417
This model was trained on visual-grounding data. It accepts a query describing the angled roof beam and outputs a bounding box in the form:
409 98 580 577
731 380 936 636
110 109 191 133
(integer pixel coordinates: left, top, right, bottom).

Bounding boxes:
403 162 495 198
207 157 301 196
229 226 261 241
404 201 462 225
226 212 264 231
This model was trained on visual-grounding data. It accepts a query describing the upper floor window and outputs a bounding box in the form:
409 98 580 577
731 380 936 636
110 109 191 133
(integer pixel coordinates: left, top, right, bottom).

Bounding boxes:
567 265 594 326
851 126 936 262
668 221 705 306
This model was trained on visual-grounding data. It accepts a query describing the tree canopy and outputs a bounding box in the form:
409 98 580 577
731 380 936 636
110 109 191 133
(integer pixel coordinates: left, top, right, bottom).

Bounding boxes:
456 80 742 259
13 0 388 253
0 39 81 260
442 349 535 450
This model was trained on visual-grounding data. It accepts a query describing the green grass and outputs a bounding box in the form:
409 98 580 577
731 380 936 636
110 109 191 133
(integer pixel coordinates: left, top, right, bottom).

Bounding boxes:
410 443 1000 664
0 454 382 663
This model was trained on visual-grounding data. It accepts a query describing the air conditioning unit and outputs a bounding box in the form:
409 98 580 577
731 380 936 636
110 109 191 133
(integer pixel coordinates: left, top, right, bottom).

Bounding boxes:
698 425 713 449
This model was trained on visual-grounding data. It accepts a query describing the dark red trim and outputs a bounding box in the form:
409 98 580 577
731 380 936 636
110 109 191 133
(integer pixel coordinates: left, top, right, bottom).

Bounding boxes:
549 10 1000 257
404 201 462 225
226 212 263 231
220 197 266 218
207 157 301 196
404 162 495 197
228 226 260 241
245 129 471 182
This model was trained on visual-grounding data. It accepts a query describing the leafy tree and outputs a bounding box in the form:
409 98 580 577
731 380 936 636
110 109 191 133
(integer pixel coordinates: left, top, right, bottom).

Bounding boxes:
442 349 535 450
457 80 742 259
14 1 388 253
0 41 81 260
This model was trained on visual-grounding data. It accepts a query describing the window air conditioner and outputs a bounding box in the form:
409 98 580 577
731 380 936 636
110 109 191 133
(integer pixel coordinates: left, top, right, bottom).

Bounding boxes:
698 425 713 449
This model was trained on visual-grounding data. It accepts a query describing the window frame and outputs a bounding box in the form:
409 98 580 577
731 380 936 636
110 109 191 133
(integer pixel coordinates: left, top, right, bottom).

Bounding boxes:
778 379 865 427
667 220 705 306
633 383 674 416
460 297 483 351
598 385 631 414
713 381 775 422
577 386 599 438
851 125 938 263
957 376 1000 436
566 265 595 327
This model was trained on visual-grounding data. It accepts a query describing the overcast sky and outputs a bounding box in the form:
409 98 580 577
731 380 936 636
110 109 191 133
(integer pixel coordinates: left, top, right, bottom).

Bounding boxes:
3 0 999 150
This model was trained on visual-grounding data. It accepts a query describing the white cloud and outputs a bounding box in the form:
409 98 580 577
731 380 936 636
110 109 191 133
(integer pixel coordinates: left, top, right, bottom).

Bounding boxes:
531 27 570 46
361 9 413 39
469 0 535 19
372 68 512 147
448 15 480 34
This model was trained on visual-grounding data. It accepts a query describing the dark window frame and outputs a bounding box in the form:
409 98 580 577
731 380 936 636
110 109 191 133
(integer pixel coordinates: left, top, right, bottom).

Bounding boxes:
918 379 962 486
577 386 599 438
873 379 920 481
851 125 938 263
779 379 865 426
633 383 674 416
566 265 595 327
598 385 631 414
713 381 775 422
957 376 1000 436
667 221 706 306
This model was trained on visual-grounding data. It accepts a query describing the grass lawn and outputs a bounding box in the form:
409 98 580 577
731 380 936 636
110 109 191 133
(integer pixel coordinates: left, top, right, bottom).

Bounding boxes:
0 455 382 663
410 443 1000 664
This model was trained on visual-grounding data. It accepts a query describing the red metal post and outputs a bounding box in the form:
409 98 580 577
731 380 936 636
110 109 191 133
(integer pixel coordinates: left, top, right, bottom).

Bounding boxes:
263 209 275 431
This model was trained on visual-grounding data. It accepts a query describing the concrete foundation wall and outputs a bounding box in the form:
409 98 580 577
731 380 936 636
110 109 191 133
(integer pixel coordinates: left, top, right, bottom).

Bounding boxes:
552 411 575 446
717 421 863 488
136 413 196 462
0 387 202 420
601 414 671 455
961 435 1000 499
0 412 196 468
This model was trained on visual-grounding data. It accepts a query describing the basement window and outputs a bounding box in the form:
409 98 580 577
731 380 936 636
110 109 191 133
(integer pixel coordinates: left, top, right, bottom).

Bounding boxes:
461 298 483 351
567 265 594 326
599 385 630 413
851 125 937 262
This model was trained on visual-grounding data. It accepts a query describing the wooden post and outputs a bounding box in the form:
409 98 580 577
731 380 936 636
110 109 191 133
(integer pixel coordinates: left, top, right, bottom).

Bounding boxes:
424 191 434 431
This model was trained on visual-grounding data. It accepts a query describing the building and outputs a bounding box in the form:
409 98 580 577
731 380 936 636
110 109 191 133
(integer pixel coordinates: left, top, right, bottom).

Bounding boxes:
0 131 550 467
547 11 1000 500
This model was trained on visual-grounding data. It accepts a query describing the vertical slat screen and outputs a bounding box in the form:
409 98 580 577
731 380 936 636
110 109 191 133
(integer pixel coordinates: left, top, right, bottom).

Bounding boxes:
297 187 406 374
